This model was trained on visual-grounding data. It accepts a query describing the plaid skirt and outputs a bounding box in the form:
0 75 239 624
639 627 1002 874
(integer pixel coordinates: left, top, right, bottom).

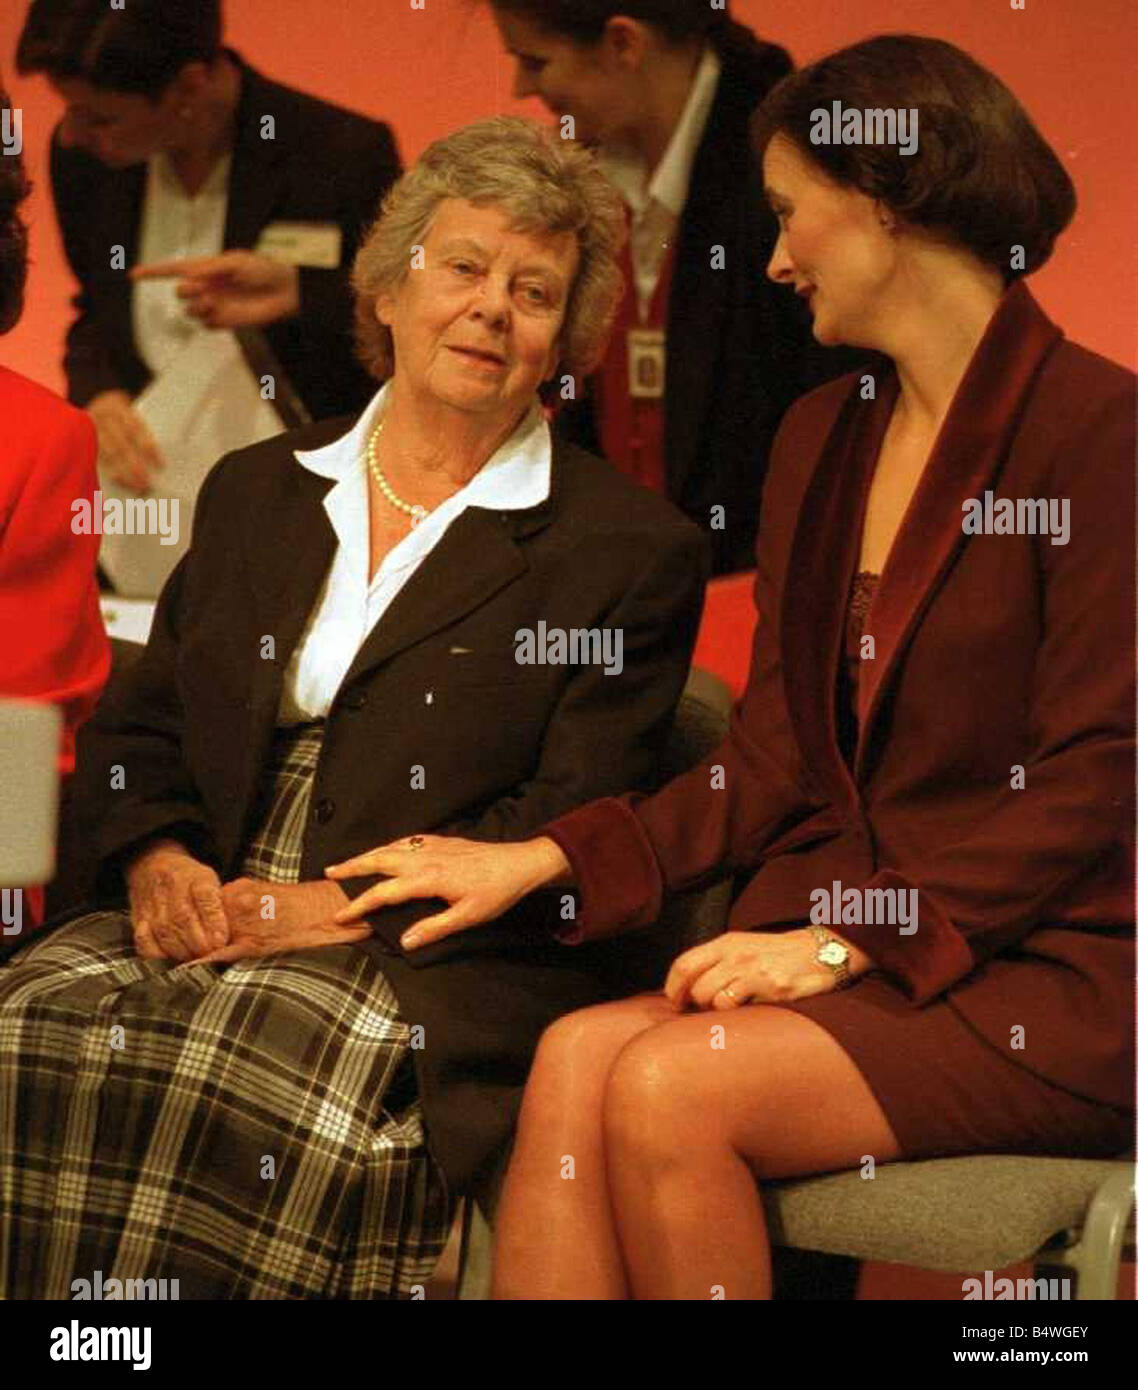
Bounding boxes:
0 723 453 1299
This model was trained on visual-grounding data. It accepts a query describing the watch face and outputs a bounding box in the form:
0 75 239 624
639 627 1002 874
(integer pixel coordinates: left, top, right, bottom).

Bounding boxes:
819 941 848 966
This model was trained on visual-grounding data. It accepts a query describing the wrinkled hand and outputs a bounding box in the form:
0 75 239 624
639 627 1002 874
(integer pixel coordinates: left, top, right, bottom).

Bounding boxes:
88 388 165 492
326 834 571 950
125 841 227 961
193 878 370 964
664 929 873 1011
130 250 300 328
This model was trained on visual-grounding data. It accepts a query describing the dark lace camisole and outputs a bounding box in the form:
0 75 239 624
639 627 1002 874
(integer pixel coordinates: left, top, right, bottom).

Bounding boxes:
835 571 880 766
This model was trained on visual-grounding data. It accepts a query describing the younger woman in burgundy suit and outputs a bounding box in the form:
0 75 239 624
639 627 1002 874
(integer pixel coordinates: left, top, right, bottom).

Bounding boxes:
330 37 1135 1299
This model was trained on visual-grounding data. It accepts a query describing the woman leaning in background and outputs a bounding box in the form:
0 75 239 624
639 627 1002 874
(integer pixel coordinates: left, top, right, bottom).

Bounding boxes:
0 78 109 933
489 0 849 575
331 37 1136 1299
0 116 706 1299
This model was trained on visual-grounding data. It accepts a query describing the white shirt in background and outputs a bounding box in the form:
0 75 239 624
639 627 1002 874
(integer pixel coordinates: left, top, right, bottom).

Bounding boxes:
597 44 722 322
280 382 552 723
132 149 233 374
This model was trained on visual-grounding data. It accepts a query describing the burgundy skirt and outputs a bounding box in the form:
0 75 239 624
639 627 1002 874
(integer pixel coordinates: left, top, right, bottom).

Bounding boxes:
782 973 1131 1159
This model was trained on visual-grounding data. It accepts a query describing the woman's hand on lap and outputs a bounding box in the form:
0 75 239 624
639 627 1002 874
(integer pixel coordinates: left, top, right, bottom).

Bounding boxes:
664 929 873 1011
125 841 228 960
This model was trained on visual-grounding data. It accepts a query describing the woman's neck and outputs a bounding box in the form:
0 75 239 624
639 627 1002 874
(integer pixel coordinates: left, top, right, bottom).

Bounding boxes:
373 383 530 499
886 263 1006 430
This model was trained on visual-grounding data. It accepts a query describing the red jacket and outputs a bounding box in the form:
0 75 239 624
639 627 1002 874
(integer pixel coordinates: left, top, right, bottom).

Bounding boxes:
546 283 1135 1113
0 365 110 926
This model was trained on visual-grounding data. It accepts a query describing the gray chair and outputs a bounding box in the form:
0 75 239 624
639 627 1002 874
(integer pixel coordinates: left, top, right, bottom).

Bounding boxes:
761 1153 1135 1301
454 671 1135 1301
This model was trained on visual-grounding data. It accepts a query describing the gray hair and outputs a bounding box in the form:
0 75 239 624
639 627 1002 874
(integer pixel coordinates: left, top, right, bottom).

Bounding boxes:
351 115 627 390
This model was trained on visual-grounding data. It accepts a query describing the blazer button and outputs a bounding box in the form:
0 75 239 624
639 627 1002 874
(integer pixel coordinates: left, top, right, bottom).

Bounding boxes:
343 688 367 710
314 797 335 825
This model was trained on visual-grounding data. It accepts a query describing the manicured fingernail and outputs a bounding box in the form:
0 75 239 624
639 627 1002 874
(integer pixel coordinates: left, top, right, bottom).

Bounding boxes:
401 932 421 950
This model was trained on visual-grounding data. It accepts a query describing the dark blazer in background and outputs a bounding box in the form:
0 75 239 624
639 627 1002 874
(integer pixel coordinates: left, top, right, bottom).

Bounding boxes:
557 21 862 575
64 421 708 1194
49 47 400 420
546 283 1135 1116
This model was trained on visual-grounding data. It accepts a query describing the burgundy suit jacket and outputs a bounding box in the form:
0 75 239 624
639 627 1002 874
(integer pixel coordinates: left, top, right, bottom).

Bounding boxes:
545 283 1135 1113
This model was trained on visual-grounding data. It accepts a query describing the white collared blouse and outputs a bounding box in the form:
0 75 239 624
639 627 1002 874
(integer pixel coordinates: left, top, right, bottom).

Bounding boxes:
279 383 552 723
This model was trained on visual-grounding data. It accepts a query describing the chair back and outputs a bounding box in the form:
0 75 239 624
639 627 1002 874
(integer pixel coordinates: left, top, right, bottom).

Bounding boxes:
0 696 61 888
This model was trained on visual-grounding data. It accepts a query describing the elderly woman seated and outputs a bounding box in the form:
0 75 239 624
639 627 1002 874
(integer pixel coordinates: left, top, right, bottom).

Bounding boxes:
0 115 706 1299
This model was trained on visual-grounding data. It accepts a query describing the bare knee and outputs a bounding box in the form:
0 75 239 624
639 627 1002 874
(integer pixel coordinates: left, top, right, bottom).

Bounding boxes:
520 997 674 1131
602 1026 700 1167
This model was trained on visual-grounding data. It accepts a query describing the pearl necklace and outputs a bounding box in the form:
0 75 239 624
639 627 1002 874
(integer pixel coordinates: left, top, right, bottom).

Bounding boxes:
366 418 429 528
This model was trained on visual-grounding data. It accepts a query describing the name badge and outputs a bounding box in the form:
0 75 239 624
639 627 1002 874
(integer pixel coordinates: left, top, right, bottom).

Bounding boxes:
627 327 666 399
255 221 342 268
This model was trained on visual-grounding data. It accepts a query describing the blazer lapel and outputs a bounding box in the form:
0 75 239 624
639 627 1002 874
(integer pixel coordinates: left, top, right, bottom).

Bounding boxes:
338 508 532 690
244 452 338 720
338 433 563 689
781 377 896 807
854 284 1064 776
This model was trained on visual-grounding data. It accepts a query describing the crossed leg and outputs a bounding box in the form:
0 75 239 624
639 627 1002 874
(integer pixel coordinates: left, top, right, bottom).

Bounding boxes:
492 992 901 1300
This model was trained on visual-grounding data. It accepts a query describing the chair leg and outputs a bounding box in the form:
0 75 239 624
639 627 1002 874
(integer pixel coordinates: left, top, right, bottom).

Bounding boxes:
1036 1164 1135 1301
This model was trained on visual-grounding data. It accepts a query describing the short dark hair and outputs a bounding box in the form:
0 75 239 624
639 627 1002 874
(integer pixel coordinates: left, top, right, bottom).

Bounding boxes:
0 83 31 335
752 34 1076 282
16 0 223 98
490 0 729 46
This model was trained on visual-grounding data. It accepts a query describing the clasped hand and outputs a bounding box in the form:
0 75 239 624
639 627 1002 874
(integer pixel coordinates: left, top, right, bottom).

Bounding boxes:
125 841 369 964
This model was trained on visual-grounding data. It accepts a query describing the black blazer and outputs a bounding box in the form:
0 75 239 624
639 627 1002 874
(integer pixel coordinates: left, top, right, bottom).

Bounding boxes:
71 414 708 1193
557 22 860 575
49 48 401 421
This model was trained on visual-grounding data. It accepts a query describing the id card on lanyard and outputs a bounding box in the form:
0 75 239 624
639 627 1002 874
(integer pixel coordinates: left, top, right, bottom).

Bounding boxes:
627 327 666 399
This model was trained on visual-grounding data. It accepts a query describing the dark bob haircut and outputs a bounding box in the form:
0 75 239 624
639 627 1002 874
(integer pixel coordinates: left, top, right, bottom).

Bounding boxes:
489 0 730 46
16 0 222 99
752 35 1076 283
0 84 31 335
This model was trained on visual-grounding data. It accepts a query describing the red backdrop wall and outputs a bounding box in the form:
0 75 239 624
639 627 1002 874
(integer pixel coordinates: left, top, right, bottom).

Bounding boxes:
2 0 1135 392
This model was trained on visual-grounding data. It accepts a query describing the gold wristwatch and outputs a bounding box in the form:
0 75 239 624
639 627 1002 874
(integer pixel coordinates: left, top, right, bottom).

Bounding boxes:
809 925 851 989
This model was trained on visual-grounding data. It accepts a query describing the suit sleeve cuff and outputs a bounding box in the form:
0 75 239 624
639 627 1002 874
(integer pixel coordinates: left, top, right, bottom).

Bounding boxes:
835 869 974 1004
543 797 663 945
